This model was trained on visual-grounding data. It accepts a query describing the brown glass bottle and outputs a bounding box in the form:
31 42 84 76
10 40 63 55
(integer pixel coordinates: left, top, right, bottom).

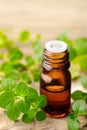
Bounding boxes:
40 40 71 118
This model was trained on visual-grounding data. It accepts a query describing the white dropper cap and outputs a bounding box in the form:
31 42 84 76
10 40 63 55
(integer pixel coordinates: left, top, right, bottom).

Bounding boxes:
45 40 67 53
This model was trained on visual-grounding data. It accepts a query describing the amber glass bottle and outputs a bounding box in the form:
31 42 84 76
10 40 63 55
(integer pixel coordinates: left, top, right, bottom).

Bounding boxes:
40 40 71 118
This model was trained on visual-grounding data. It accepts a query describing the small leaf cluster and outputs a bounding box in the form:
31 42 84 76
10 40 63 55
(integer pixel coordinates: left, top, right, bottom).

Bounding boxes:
68 79 87 130
68 100 87 130
0 30 42 83
0 79 47 122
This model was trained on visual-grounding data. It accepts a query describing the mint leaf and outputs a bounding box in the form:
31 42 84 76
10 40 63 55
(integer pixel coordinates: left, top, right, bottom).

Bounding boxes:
8 48 23 61
21 71 32 84
35 95 47 108
19 30 30 43
80 75 87 89
68 118 80 130
36 110 46 121
72 100 86 115
22 109 36 123
0 91 14 109
7 102 21 121
1 78 16 91
18 100 30 113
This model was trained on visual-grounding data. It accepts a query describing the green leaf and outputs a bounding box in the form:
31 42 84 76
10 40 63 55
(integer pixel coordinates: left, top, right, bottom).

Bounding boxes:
1 62 13 72
26 56 35 67
80 75 87 89
0 91 14 109
71 90 83 100
1 78 16 91
34 51 43 62
74 37 87 55
32 40 42 54
56 31 73 46
68 45 77 61
16 82 30 97
16 82 38 101
68 118 80 130
36 110 46 121
32 67 40 82
0 33 8 48
21 71 32 84
8 47 23 61
68 112 77 119
34 95 47 108
72 54 87 72
19 30 30 43
70 64 80 80
22 109 36 123
25 87 38 102
72 100 86 115
72 90 87 103
6 102 21 121
5 70 20 81
18 100 30 113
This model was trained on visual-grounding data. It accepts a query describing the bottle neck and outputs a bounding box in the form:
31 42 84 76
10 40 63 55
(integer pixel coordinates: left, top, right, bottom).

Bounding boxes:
42 49 70 70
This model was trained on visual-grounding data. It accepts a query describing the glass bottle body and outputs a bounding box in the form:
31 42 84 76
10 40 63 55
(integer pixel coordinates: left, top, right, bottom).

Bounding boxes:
40 48 71 118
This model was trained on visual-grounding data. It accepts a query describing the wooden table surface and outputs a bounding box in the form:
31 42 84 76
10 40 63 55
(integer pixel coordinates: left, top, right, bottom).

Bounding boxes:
0 0 87 130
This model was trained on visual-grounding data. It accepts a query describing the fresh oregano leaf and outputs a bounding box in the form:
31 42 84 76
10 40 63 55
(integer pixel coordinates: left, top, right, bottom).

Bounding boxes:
19 30 30 43
18 100 30 113
25 87 38 102
5 69 20 81
0 33 8 48
72 100 86 115
70 64 80 80
8 47 23 61
32 67 40 82
22 109 36 123
68 45 77 61
0 91 14 109
1 62 13 72
80 75 87 89
6 102 21 121
16 82 30 97
21 71 32 84
74 37 87 55
32 40 42 54
68 118 80 130
1 78 16 91
35 95 47 108
71 90 83 100
26 55 35 67
36 110 46 121
72 54 87 72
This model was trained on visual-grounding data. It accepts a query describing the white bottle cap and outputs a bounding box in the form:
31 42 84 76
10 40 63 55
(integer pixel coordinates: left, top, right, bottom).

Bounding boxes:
45 40 67 53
